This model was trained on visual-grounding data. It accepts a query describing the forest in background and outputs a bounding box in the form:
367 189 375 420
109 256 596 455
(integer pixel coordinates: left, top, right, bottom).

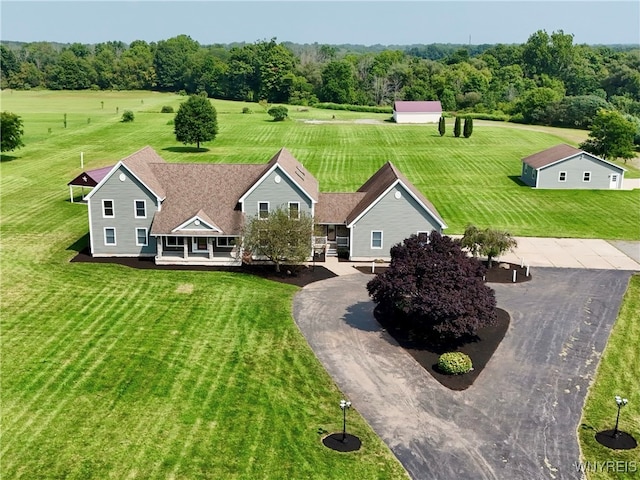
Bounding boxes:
1 31 639 136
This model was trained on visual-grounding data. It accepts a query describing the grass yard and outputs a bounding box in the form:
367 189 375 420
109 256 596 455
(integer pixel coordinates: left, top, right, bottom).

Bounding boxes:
2 90 639 239
1 90 409 479
1 90 639 478
578 274 640 480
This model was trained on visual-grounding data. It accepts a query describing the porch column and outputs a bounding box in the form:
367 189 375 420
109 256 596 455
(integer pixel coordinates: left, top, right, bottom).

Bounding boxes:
156 236 163 259
208 238 213 259
183 239 188 259
69 185 74 203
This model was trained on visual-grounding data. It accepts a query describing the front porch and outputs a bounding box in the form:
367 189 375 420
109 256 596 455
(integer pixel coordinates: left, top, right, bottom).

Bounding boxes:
314 224 349 256
155 235 241 266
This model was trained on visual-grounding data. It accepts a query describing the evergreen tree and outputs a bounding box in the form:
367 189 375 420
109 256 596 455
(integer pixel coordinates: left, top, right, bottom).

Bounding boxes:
463 117 473 138
454 116 461 137
438 116 446 136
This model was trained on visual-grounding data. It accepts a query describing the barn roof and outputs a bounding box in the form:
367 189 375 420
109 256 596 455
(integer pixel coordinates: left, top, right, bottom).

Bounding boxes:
393 101 442 113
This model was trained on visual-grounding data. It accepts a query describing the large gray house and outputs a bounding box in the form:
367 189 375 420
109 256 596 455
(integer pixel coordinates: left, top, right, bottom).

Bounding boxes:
84 147 446 265
520 144 626 189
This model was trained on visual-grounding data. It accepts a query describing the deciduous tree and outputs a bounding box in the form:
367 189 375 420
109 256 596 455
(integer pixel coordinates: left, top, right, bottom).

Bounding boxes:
461 224 517 267
1 111 25 152
242 205 313 272
174 95 218 149
580 109 636 162
367 232 496 341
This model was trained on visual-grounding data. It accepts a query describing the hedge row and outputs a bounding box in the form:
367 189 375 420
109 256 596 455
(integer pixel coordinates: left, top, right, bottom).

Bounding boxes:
314 102 393 114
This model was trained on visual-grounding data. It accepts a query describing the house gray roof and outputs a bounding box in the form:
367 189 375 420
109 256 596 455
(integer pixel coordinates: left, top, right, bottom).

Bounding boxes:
346 162 446 227
120 146 168 199
393 101 442 113
315 192 366 224
245 147 319 203
522 144 626 172
149 163 265 236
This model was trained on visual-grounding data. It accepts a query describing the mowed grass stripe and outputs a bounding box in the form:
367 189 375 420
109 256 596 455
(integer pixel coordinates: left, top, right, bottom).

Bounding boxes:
1 285 148 463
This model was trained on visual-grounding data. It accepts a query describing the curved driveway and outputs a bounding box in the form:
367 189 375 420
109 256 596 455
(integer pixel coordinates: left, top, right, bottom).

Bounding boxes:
293 269 632 480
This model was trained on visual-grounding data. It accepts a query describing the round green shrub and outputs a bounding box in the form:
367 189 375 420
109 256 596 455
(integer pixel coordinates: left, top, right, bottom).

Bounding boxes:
437 352 473 375
161 105 174 113
121 110 134 122
242 107 252 114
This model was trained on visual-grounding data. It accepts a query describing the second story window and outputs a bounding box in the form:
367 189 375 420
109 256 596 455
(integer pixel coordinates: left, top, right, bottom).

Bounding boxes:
289 202 300 219
135 200 146 218
258 202 269 219
102 199 114 218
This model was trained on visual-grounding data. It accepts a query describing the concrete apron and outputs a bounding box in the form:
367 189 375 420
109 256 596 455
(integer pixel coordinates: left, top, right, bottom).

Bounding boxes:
499 238 640 271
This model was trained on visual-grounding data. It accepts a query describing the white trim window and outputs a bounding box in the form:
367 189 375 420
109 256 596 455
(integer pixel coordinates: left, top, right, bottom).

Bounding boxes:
165 236 183 247
216 237 236 247
258 202 269 219
288 201 300 219
417 231 430 243
558 171 567 182
134 199 146 218
371 231 383 249
136 228 148 246
583 171 591 182
104 227 116 245
102 199 115 218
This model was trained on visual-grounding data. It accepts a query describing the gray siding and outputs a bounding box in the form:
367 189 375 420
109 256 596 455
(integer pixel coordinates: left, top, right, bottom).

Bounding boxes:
521 163 536 187
243 166 313 218
350 184 442 260
536 154 624 189
89 165 158 256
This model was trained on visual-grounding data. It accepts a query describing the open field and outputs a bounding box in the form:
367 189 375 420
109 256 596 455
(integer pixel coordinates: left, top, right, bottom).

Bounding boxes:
0 90 638 478
1 90 409 479
2 90 639 239
578 274 640 480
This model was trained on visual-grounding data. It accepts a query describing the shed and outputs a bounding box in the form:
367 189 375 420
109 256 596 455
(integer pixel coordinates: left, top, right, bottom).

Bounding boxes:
521 144 625 189
67 165 113 202
392 101 442 124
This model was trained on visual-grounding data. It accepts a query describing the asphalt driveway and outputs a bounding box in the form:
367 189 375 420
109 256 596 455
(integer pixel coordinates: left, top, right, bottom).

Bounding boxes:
293 269 632 480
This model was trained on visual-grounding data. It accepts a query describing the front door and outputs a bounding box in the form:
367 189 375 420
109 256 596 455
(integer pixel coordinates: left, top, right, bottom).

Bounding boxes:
609 174 618 189
192 237 208 252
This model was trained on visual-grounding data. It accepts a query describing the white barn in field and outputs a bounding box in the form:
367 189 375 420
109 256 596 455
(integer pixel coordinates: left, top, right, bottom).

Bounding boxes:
392 101 442 124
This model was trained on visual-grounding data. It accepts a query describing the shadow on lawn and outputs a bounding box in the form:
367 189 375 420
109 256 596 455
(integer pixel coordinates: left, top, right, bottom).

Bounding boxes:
1 154 20 163
507 175 529 187
162 146 210 153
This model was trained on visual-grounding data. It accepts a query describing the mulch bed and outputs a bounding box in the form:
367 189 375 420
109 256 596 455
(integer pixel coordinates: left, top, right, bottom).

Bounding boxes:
374 308 510 391
70 249 336 287
355 261 531 284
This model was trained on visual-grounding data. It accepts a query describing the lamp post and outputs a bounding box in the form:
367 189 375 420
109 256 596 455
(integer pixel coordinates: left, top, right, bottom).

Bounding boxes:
340 399 352 442
613 395 628 437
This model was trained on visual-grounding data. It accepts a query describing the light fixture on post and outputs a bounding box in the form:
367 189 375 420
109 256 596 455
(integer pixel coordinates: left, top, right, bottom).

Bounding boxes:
613 395 628 438
321 398 361 452
595 394 637 450
340 399 352 442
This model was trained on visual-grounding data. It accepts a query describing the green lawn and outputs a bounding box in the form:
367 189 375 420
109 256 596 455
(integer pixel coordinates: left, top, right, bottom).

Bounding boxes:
1 90 639 478
1 90 409 479
3 89 637 240
578 275 640 480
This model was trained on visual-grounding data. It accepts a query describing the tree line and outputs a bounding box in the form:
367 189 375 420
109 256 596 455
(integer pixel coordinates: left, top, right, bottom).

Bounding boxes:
1 31 639 137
